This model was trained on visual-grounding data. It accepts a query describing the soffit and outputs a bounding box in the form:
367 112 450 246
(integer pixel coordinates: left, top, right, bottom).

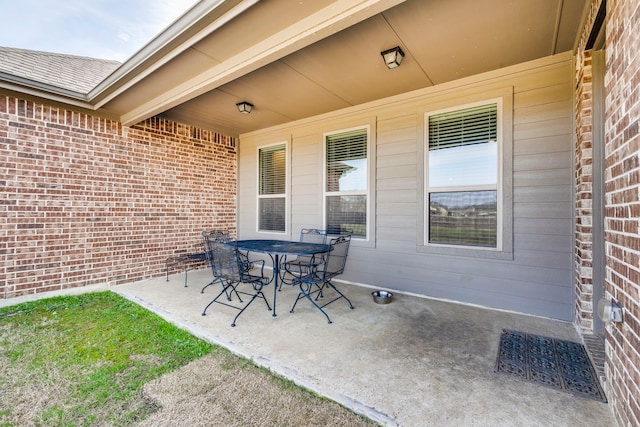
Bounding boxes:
103 0 588 137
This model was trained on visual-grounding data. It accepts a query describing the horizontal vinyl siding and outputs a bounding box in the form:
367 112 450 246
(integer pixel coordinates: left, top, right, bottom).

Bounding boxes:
376 109 418 250
238 53 575 320
290 134 324 235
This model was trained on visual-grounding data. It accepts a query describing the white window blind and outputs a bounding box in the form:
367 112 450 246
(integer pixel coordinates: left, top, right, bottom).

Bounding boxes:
258 143 286 232
259 144 286 195
326 129 368 193
429 104 497 151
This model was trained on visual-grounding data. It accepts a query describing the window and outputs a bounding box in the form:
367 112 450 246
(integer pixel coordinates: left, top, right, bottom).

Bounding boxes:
426 103 500 248
258 143 287 232
325 127 368 239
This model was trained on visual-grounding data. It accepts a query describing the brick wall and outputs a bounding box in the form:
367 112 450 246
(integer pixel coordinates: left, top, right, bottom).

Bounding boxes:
576 0 640 425
575 44 595 332
605 0 640 424
0 94 237 299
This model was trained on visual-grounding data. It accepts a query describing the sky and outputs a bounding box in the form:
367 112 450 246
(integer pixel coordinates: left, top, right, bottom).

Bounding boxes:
0 0 199 62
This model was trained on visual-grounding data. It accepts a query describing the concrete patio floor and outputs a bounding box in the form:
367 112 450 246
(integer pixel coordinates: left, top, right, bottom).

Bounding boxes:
3 268 613 426
106 268 615 427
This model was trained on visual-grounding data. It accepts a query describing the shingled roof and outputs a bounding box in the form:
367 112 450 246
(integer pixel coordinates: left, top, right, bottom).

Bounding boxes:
0 46 120 96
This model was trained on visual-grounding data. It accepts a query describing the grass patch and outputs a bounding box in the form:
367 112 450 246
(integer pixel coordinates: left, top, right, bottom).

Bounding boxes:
0 292 211 426
1 291 378 427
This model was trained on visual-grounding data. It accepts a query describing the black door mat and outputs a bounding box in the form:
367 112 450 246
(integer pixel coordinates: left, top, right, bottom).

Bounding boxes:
495 329 607 402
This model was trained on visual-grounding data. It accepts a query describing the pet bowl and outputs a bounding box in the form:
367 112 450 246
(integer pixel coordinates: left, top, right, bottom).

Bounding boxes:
372 290 393 304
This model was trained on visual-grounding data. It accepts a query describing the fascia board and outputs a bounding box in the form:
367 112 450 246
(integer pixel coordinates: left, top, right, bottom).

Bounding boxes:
90 0 257 107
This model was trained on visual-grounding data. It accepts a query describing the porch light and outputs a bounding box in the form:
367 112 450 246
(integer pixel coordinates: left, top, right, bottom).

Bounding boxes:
381 46 405 69
236 101 253 114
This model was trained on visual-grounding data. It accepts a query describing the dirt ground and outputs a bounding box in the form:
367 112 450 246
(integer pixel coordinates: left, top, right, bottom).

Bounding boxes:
137 349 377 426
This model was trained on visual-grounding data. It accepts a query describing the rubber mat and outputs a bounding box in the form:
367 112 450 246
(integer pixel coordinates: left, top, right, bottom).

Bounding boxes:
495 329 607 402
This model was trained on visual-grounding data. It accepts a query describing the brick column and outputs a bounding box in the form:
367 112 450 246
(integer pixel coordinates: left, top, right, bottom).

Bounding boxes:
604 0 640 424
575 0 640 425
575 47 595 332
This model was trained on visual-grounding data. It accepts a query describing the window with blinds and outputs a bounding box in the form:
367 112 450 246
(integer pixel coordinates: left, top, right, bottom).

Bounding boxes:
325 128 368 238
429 104 497 151
426 103 499 248
258 143 286 232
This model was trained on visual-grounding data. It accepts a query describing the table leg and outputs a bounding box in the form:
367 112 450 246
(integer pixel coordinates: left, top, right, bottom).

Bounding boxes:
272 254 279 317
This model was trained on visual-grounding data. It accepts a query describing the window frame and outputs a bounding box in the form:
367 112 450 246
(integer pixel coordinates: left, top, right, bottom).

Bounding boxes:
323 125 372 242
418 88 513 260
256 141 289 235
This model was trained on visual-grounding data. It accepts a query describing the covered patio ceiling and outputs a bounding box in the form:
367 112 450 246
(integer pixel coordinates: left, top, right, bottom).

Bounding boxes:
95 0 588 137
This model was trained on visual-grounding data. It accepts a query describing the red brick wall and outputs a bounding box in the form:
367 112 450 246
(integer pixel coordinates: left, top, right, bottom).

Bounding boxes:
0 94 237 299
605 0 640 425
575 45 595 332
576 0 640 425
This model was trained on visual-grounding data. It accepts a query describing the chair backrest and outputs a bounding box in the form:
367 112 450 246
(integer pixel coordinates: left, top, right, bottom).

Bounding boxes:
322 235 351 279
202 230 231 270
300 228 327 244
295 229 328 266
202 229 230 243
209 239 243 282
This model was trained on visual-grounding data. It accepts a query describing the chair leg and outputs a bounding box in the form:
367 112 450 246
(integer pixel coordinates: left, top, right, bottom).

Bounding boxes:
203 280 271 327
290 281 354 323
322 281 354 310
165 258 179 283
290 283 333 324
165 257 192 287
278 257 295 290
201 286 230 316
230 290 272 327
201 277 241 302
201 277 220 293
202 281 243 316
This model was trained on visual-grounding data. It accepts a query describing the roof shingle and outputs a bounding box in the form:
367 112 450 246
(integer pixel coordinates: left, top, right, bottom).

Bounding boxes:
0 46 120 95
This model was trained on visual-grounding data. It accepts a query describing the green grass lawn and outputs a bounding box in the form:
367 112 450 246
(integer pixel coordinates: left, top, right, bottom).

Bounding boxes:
0 291 377 427
0 292 213 426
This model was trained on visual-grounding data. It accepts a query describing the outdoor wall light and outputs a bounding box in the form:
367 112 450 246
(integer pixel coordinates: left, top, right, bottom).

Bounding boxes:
597 298 624 324
381 46 405 69
236 101 253 114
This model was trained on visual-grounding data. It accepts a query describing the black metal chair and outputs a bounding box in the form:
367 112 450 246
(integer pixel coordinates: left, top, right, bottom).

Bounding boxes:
281 228 328 289
201 229 265 296
200 230 231 293
289 235 354 324
202 239 272 327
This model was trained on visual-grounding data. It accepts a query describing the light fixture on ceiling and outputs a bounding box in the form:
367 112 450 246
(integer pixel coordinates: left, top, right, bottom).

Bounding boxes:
236 101 253 114
380 46 405 69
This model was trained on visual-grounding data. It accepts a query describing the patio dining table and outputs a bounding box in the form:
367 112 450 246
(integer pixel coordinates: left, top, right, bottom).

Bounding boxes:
235 239 332 316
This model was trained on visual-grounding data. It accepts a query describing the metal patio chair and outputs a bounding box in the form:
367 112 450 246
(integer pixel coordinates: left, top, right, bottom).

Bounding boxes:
202 230 265 297
165 242 207 287
281 228 328 289
289 235 354 324
201 239 272 327
201 229 232 294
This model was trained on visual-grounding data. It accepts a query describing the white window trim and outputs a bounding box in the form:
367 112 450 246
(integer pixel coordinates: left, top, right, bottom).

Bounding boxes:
417 88 513 260
323 124 373 243
256 141 289 235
